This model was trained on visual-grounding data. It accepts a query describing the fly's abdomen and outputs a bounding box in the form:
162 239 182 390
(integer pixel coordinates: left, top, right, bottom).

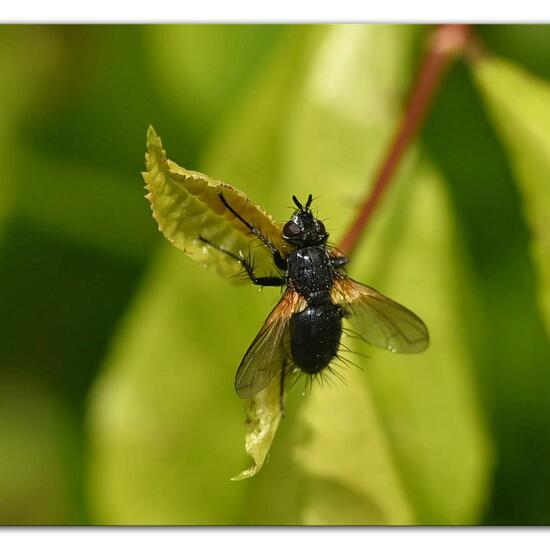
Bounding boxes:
290 303 342 374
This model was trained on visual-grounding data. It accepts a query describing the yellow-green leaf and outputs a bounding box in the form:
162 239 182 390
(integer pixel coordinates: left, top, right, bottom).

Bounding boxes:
144 126 290 279
472 57 550 335
231 374 282 481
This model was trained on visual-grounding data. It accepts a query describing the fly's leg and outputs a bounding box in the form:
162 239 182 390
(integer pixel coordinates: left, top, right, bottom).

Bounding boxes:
219 193 287 271
273 250 287 271
331 255 349 269
199 236 284 287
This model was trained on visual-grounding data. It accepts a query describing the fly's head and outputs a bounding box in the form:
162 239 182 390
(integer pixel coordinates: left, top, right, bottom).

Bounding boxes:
282 194 328 247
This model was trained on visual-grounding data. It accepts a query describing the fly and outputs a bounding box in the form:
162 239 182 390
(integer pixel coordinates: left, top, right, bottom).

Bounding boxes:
199 192 429 407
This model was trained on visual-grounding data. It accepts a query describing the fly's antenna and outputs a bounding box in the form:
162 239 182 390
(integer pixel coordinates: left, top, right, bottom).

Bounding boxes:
292 195 304 211
292 194 314 212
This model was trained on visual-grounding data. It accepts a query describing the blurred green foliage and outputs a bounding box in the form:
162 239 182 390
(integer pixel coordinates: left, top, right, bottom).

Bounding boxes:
0 24 549 525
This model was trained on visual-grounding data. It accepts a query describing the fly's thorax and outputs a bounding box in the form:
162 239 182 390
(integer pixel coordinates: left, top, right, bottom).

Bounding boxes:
287 245 335 301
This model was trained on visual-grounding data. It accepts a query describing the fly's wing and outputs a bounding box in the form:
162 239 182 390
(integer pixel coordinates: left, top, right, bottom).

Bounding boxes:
235 288 305 398
332 276 429 354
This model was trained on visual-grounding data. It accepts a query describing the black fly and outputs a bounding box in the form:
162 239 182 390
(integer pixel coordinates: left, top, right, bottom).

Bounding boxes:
199 192 429 408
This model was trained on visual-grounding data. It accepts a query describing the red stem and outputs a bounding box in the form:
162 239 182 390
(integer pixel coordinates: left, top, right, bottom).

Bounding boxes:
338 24 472 257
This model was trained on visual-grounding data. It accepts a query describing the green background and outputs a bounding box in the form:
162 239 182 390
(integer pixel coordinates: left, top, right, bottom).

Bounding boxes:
0 24 549 525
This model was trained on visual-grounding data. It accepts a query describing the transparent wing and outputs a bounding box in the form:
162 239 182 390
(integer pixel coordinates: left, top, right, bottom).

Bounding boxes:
332 276 429 354
235 288 305 398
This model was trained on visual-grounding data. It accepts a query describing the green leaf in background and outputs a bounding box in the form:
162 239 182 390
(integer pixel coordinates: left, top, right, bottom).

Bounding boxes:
88 249 254 524
144 25 283 146
0 374 79 524
294 365 413 525
336 161 489 524
0 27 62 241
472 57 550 336
88 25 490 525
422 55 550 525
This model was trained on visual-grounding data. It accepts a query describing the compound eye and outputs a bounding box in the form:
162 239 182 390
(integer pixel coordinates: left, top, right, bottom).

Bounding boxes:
316 220 326 234
283 221 301 239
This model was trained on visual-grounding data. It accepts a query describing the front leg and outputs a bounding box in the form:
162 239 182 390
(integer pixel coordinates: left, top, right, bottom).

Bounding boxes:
219 193 282 258
199 236 284 287
331 254 349 269
218 193 289 273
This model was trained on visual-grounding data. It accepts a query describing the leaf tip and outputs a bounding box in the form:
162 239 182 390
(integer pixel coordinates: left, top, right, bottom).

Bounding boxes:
230 468 257 482
146 125 161 150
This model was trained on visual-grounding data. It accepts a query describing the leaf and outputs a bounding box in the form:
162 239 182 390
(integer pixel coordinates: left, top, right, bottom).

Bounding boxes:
336 161 490 524
295 366 413 524
88 248 259 524
143 126 290 279
231 373 282 481
472 56 550 336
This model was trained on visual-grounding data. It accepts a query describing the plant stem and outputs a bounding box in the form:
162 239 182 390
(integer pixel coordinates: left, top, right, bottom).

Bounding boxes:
338 24 472 257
